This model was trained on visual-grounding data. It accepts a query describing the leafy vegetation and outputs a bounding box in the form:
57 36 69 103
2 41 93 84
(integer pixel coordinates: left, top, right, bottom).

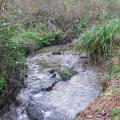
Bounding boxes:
19 22 64 47
75 19 120 61
0 21 25 95
0 23 25 66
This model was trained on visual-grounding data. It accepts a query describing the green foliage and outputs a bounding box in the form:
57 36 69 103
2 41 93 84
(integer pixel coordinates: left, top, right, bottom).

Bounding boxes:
0 23 25 67
111 108 120 119
0 21 25 93
66 0 76 5
74 16 89 36
0 74 5 91
21 22 64 47
111 65 120 76
80 16 89 29
75 19 120 60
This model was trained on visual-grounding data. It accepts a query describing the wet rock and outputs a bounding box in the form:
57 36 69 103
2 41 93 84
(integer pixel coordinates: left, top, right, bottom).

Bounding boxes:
82 64 87 72
48 69 56 74
27 103 44 120
25 64 28 69
80 53 88 58
41 79 58 89
30 88 41 94
26 102 51 120
58 67 77 80
46 68 58 74
41 81 58 91
25 74 28 78
52 51 62 55
51 73 56 78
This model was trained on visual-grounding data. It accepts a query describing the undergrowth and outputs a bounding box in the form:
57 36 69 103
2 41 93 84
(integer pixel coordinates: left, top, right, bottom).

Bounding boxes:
20 22 64 47
75 19 120 61
0 21 25 93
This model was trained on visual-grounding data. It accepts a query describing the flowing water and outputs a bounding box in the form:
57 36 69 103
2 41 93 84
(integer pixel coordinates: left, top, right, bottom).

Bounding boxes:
1 46 102 120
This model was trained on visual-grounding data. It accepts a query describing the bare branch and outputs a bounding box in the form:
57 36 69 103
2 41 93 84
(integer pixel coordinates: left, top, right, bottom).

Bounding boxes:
0 0 9 15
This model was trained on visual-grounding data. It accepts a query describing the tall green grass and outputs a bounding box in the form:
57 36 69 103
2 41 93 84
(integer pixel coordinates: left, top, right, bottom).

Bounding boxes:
75 19 120 61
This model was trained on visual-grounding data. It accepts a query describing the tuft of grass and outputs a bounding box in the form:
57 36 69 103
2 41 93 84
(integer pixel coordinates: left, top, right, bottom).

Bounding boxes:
74 16 89 36
111 108 120 119
111 87 120 95
111 65 120 77
75 19 120 61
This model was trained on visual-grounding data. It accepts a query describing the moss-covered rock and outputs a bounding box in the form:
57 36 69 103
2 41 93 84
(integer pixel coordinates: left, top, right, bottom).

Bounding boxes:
58 67 77 80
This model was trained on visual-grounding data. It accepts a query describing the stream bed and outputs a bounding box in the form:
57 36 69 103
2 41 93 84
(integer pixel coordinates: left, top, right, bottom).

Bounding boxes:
1 46 102 120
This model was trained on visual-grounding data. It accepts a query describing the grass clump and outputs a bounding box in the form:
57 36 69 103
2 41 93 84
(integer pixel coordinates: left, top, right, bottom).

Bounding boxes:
111 108 120 119
111 64 120 77
75 19 120 61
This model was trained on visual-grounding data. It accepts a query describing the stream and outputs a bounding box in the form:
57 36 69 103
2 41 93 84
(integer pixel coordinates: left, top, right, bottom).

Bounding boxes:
1 46 102 120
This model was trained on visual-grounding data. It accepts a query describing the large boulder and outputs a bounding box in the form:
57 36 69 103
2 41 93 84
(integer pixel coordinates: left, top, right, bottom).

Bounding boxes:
58 67 77 80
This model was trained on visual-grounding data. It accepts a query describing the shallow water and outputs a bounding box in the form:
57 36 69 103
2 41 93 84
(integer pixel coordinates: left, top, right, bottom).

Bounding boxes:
1 48 102 120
